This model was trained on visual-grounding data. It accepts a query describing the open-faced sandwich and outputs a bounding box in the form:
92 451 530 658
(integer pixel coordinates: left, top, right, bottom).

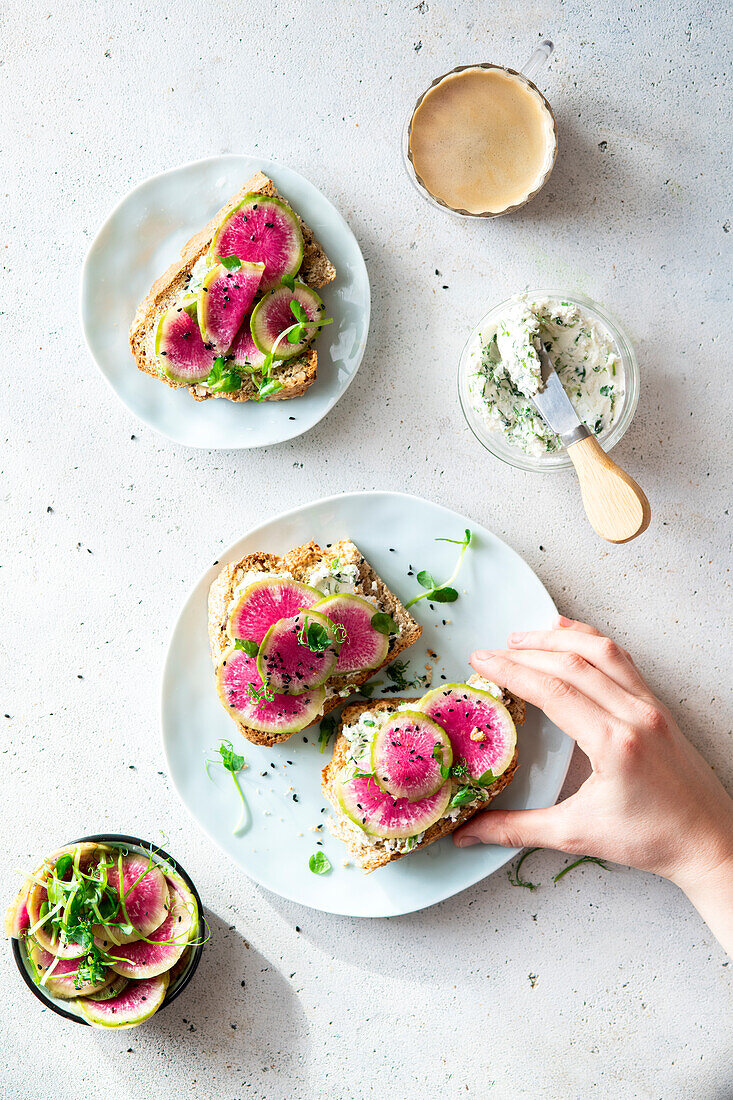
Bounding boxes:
321 676 525 871
129 171 336 403
208 540 422 746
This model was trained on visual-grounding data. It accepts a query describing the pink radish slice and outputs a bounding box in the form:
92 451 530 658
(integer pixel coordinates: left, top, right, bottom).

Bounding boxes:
227 578 322 644
108 878 193 980
416 684 516 781
208 195 303 291
229 321 267 372
257 610 340 694
371 711 452 801
77 973 169 1027
336 773 451 839
312 593 389 674
216 646 325 736
155 303 217 382
106 855 169 940
197 260 264 354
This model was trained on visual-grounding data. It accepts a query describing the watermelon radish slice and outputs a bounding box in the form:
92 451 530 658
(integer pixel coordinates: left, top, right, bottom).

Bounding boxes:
108 877 193 980
197 260 264 354
229 320 267 373
216 646 325 736
312 593 389 674
208 194 303 291
155 300 217 383
26 882 86 960
257 610 341 694
416 685 517 781
5 880 31 938
26 939 110 999
336 773 451 839
106 855 169 941
371 711 452 801
250 283 324 360
77 973 169 1028
227 578 322 645
26 842 110 958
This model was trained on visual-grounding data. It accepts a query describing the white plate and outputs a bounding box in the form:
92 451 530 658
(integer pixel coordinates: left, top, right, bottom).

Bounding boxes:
80 156 370 449
161 492 573 917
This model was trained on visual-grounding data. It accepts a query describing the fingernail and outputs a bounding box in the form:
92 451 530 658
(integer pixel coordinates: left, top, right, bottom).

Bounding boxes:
557 615 573 627
472 650 494 661
508 632 525 645
456 836 480 848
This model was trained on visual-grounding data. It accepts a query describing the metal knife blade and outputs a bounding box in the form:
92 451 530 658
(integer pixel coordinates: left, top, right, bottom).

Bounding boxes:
531 338 590 449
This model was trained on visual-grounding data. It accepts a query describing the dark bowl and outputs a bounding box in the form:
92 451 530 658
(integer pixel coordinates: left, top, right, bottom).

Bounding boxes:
11 834 204 1025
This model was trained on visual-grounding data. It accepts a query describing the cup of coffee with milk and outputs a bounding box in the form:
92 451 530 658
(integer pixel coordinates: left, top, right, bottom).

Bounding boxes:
404 41 557 217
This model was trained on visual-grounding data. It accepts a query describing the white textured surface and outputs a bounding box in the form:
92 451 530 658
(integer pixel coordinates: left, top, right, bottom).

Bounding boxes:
1 2 731 1098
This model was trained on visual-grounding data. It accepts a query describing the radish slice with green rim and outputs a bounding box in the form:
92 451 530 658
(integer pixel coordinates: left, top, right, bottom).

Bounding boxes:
250 283 324 360
227 578 322 644
216 646 325 736
416 684 516 781
197 260 264 354
208 194 303 291
257 609 341 694
371 710 452 801
336 773 451 839
312 593 389 674
155 300 217 382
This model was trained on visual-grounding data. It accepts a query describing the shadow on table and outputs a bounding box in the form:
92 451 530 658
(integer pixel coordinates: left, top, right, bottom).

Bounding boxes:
92 909 307 1085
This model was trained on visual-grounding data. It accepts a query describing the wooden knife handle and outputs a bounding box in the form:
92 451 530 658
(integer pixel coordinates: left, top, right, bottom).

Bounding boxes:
567 435 651 543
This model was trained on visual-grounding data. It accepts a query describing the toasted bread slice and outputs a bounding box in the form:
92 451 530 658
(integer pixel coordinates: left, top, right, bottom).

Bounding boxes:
322 678 526 872
129 171 336 403
208 539 422 746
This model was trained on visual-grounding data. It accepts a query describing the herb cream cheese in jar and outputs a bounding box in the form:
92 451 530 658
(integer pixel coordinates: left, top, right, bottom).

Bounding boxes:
460 293 633 465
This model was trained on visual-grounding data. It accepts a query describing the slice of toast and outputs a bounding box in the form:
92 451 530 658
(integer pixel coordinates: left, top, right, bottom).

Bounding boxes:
321 679 526 872
208 539 422 747
129 171 336 403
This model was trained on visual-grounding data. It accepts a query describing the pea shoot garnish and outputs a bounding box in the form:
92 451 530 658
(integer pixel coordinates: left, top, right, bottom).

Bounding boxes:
205 740 249 835
553 855 611 882
235 638 259 657
405 529 473 609
370 612 399 636
318 714 337 753
298 615 334 653
308 852 332 875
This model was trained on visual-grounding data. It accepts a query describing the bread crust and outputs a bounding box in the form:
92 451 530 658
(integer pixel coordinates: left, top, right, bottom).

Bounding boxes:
129 171 335 403
321 684 526 872
208 540 423 746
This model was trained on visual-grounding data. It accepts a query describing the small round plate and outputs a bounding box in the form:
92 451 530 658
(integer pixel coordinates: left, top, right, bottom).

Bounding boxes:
80 156 370 449
161 491 573 918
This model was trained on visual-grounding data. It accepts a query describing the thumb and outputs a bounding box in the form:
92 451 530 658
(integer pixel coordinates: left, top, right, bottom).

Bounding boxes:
452 805 569 850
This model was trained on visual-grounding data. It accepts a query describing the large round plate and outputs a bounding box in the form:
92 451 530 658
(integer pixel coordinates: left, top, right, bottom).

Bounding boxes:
80 156 370 449
162 492 573 917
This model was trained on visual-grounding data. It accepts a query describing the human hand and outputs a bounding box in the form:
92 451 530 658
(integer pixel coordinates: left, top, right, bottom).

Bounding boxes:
453 617 733 951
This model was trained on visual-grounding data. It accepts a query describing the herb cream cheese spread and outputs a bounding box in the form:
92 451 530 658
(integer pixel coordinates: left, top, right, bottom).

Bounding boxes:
466 294 624 455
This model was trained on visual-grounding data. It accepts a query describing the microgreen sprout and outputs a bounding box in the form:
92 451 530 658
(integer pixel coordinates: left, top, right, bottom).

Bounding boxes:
308 852 332 875
405 529 473 609
235 638 259 657
553 855 611 882
507 847 541 890
217 254 242 271
318 714 337 753
298 615 334 653
247 680 275 706
370 612 399 636
205 741 249 835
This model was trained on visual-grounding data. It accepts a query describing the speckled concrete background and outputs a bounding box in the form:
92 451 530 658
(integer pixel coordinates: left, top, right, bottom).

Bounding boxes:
1 1 731 1097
